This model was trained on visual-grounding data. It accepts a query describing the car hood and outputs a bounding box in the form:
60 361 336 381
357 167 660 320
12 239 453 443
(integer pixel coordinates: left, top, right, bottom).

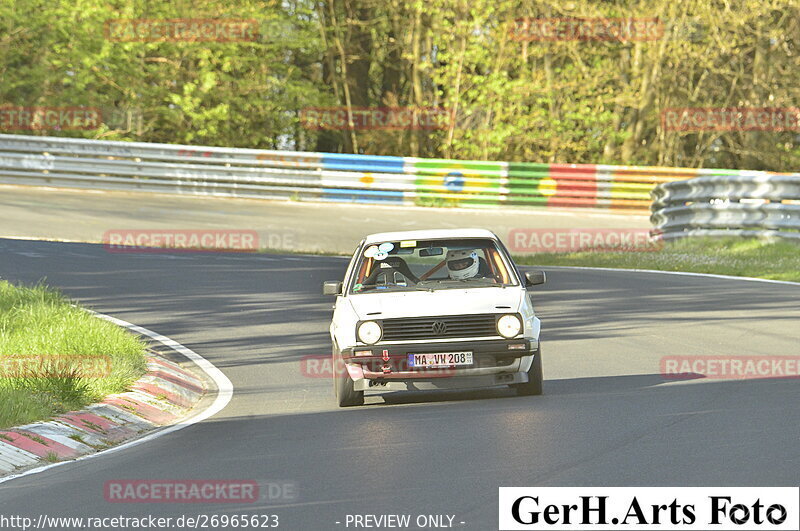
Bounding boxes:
347 288 524 320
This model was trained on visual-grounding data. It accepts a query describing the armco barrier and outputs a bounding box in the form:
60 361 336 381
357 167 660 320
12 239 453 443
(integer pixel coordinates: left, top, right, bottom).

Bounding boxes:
0 133 775 211
650 174 800 240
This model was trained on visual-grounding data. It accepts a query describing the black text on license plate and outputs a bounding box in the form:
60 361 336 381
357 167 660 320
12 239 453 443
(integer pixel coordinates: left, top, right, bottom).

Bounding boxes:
408 352 473 368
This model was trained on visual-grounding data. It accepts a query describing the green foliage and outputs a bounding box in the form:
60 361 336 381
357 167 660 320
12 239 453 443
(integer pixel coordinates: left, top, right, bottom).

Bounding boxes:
1 0 798 169
0 0 329 149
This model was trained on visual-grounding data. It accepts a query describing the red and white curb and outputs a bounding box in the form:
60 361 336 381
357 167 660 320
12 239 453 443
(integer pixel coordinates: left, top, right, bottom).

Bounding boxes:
0 313 233 482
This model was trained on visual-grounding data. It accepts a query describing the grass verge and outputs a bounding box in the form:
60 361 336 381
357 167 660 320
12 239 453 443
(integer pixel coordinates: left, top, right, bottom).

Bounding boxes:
0 281 147 429
514 237 800 282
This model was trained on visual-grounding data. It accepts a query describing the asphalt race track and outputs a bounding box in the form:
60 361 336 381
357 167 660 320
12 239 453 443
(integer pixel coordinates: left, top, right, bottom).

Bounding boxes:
0 185 649 255
0 238 798 530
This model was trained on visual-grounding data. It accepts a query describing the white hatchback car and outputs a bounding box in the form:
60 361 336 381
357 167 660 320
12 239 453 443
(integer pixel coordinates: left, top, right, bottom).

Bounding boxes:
323 228 546 407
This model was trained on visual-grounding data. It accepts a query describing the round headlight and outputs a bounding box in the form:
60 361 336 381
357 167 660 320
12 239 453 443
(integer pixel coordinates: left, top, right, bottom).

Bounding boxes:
357 321 382 345
497 314 522 338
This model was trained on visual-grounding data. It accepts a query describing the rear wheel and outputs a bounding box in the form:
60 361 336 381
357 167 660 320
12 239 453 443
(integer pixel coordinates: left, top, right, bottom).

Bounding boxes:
333 346 364 407
513 346 543 396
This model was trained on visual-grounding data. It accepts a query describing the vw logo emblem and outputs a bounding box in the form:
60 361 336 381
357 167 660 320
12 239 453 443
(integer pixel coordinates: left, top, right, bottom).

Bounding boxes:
431 321 448 335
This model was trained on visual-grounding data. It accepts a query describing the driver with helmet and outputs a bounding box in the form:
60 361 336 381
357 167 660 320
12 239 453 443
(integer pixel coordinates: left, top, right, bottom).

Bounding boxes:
445 249 491 280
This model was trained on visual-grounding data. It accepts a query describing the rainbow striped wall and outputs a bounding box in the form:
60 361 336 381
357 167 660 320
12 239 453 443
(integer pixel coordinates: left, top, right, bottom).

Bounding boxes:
0 134 773 211
316 154 766 210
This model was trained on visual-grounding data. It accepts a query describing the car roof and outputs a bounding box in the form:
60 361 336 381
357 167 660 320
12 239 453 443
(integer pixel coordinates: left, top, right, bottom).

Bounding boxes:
363 228 498 244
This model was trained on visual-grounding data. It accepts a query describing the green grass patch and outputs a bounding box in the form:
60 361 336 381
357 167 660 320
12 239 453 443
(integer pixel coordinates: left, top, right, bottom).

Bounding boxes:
413 196 462 208
514 237 800 282
0 281 147 429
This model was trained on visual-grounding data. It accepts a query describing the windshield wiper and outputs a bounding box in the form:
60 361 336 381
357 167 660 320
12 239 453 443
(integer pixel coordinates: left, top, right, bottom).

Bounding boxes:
416 279 504 290
412 281 438 292
354 283 431 293
458 278 502 286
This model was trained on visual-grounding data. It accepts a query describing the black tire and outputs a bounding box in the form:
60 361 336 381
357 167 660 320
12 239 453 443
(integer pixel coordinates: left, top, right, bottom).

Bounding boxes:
333 346 364 407
513 346 543 396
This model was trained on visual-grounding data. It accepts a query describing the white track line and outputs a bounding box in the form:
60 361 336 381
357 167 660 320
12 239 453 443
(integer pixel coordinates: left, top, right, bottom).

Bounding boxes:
0 313 234 485
536 265 800 287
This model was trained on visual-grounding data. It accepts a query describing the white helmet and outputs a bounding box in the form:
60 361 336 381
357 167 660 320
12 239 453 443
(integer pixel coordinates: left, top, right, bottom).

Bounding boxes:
446 249 479 280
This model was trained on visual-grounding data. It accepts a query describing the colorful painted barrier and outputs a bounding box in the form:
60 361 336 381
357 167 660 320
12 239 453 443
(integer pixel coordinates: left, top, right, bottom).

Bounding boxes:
0 134 778 211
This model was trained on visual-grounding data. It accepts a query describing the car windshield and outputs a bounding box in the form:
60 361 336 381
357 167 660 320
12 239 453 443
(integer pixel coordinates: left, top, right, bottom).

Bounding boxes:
349 238 518 294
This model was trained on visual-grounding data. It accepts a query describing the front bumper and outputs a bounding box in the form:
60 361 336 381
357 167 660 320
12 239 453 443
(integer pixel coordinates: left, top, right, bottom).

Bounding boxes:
341 338 539 392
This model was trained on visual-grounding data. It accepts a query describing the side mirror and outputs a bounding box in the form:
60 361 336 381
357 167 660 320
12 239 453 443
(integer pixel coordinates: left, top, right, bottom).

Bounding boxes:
323 280 343 296
524 270 546 287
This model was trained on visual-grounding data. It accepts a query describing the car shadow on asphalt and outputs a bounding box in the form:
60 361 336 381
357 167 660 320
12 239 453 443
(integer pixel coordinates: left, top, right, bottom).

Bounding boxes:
375 373 704 406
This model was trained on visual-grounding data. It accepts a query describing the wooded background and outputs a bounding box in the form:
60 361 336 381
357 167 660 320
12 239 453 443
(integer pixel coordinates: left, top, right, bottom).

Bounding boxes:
1 0 798 170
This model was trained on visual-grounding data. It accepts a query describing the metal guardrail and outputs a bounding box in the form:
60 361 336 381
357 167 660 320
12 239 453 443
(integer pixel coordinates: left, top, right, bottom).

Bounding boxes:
650 174 800 240
0 133 762 211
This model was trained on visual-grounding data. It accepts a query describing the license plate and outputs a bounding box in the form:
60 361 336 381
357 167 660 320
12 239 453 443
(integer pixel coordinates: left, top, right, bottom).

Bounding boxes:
408 352 473 368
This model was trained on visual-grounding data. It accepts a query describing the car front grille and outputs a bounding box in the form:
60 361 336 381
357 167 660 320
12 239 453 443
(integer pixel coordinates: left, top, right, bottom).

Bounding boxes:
380 314 498 341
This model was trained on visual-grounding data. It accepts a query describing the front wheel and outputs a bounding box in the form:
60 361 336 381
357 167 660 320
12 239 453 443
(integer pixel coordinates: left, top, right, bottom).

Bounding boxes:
513 346 543 396
333 347 364 407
